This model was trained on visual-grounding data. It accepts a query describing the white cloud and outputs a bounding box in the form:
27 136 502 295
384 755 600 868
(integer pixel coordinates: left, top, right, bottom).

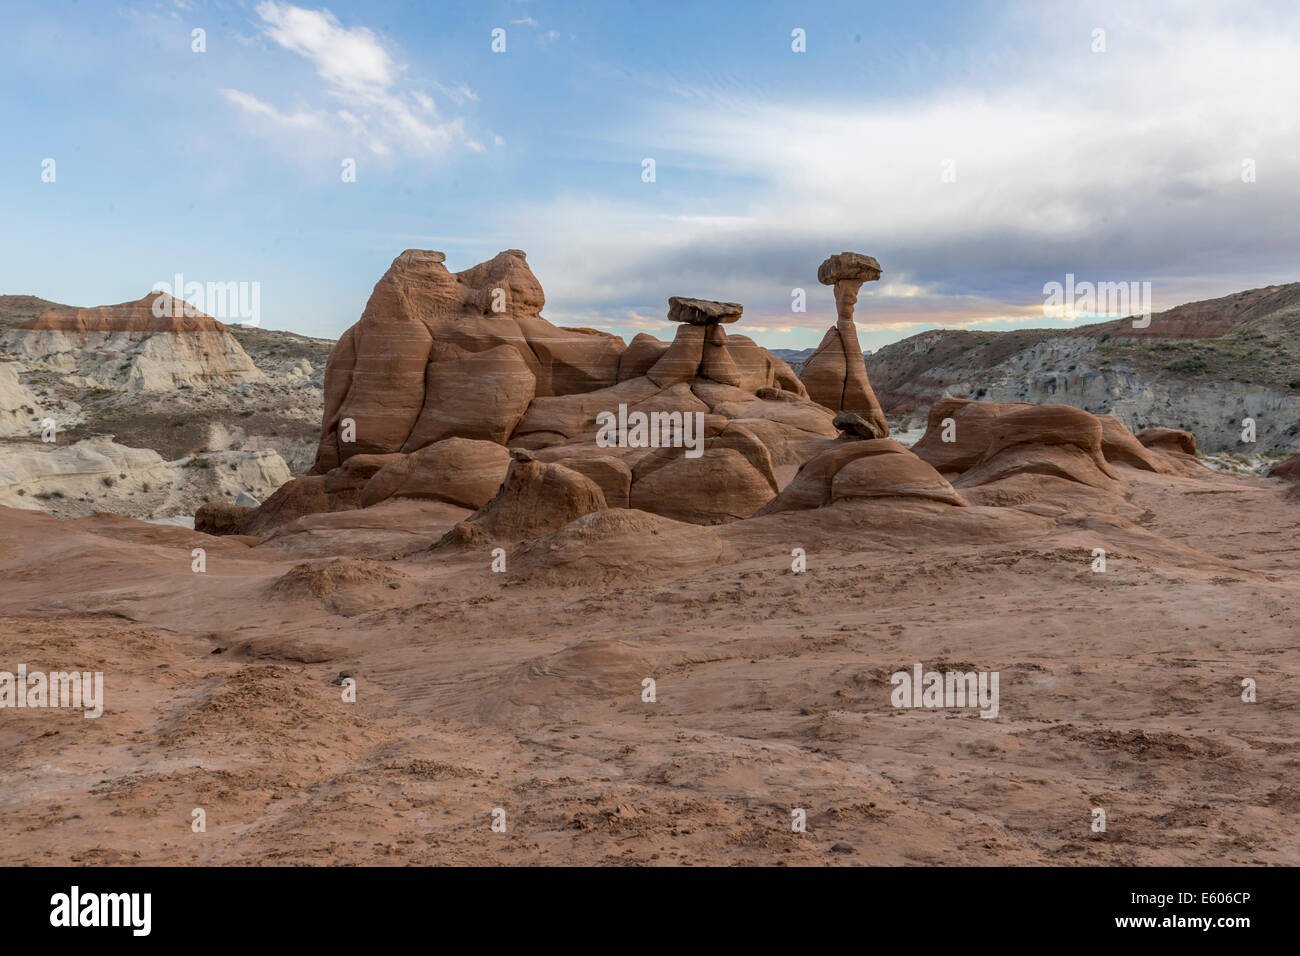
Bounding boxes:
218 88 325 130
496 0 1300 337
223 3 483 160
256 1 394 93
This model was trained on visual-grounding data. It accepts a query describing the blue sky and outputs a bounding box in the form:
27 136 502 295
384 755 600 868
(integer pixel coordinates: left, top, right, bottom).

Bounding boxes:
2 0 1298 350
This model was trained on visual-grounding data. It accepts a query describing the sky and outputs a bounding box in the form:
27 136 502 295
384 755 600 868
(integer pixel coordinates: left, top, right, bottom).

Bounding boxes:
1 0 1298 350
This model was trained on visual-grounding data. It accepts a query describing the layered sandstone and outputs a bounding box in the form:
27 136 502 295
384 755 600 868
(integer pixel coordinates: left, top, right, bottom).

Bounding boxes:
798 252 890 436
0 292 264 391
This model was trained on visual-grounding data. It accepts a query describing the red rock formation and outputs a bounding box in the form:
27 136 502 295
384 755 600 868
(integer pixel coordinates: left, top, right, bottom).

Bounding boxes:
314 249 623 472
757 439 964 514
1137 427 1198 457
442 458 607 544
799 252 890 436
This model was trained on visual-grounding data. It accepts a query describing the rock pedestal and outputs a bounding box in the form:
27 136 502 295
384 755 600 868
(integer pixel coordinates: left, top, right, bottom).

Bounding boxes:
799 252 890 437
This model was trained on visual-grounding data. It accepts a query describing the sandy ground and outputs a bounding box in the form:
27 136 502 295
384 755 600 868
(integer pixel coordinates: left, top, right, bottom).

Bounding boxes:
0 466 1297 866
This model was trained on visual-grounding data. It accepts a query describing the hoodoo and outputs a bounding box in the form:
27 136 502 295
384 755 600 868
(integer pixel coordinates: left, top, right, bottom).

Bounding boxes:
797 252 891 436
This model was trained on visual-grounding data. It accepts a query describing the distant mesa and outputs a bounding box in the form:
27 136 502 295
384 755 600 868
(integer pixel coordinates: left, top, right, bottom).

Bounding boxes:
0 291 262 392
23 291 230 335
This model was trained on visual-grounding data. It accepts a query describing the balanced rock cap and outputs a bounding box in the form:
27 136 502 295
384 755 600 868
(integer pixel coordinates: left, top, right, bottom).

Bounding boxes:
667 296 743 325
818 252 882 285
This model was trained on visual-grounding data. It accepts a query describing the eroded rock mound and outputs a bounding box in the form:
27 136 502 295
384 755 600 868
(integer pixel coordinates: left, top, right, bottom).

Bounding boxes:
440 458 607 545
1138 427 1198 457
508 509 727 585
911 400 1197 493
757 439 965 514
314 249 623 471
267 558 414 614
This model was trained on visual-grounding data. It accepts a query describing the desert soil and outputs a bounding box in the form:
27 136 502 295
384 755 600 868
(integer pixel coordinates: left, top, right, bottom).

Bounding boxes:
0 466 1296 866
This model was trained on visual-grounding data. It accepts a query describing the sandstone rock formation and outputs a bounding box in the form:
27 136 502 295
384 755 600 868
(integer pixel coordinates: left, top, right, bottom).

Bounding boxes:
441 457 607 545
799 252 890 436
908 399 1200 500
1137 427 1198 457
241 252 828 533
757 439 964 514
314 249 624 472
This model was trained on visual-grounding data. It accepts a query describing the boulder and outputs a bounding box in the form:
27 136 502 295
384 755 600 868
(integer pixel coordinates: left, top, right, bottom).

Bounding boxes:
551 456 633 508
834 410 883 440
912 398 1032 474
444 458 607 543
667 296 743 325
817 252 883 285
1137 427 1198 457
1096 414 1171 473
757 439 963 514
359 438 511 509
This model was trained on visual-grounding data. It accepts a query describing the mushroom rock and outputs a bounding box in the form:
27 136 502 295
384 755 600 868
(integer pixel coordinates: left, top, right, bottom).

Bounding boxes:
358 438 511 509
757 439 963 514
440 458 607 544
798 252 889 436
1137 427 1198 457
301 249 897 531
